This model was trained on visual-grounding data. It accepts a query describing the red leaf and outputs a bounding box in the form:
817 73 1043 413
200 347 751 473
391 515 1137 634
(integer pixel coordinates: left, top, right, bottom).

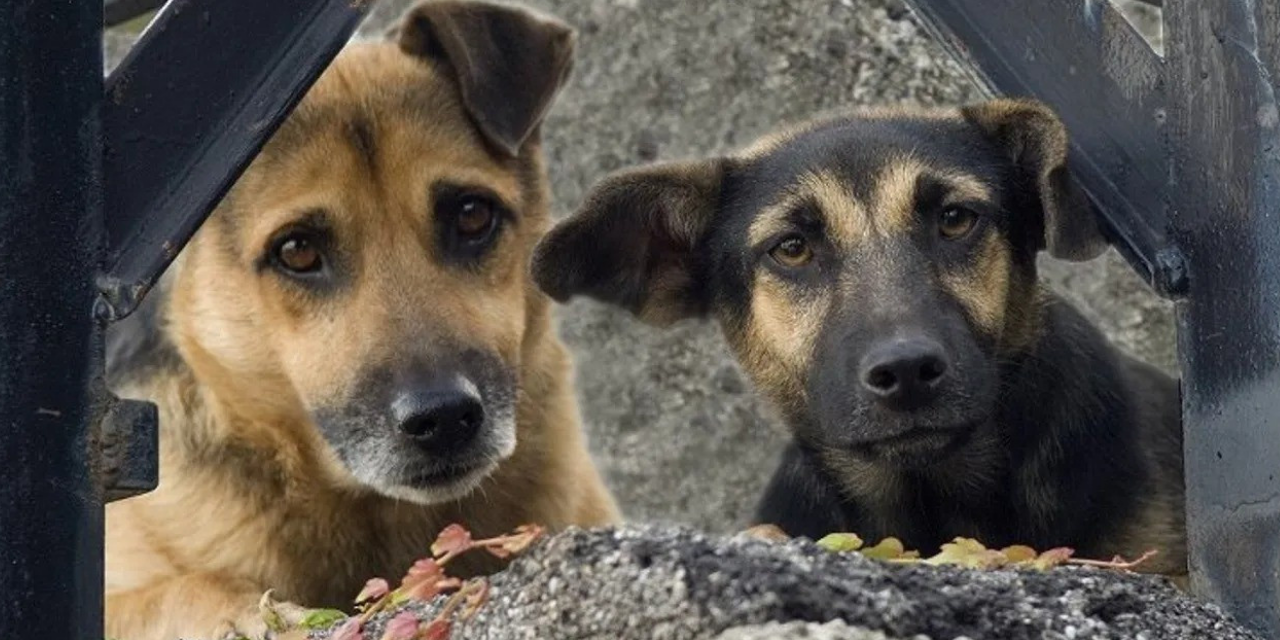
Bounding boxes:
432 524 473 559
403 576 462 602
483 524 545 559
355 578 390 604
422 618 452 640
378 612 420 640
331 618 364 640
461 580 490 621
400 558 444 590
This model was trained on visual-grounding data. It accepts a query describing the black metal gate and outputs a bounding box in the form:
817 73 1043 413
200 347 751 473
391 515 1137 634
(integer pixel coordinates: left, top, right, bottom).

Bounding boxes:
1 0 1277 637
0 1 371 638
903 0 1280 635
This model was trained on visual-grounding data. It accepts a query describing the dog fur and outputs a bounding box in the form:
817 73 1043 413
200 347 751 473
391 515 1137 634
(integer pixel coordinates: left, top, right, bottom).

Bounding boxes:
104 3 619 638
532 99 1185 579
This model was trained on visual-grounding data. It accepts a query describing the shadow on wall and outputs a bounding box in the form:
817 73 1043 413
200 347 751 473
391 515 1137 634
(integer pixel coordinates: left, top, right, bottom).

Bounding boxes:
106 0 1176 533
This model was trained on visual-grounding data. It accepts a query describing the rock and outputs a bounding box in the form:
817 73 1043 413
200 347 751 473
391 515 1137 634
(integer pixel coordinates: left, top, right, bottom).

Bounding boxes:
320 525 1259 640
713 620 925 640
107 0 1179 531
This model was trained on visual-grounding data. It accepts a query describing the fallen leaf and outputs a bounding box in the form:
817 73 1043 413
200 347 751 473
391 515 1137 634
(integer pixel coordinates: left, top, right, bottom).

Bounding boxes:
1032 547 1076 570
330 618 364 640
258 590 289 633
432 524 473 559
461 579 491 621
816 532 864 553
379 612 421 640
422 618 452 640
926 537 1006 569
401 558 444 590
861 537 917 561
1001 545 1038 564
403 576 462 602
355 578 390 604
298 608 348 630
741 524 790 542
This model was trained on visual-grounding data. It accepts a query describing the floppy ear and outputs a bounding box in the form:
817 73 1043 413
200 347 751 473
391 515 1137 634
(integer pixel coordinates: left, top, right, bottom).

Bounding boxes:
961 98 1108 261
394 0 576 156
532 160 727 326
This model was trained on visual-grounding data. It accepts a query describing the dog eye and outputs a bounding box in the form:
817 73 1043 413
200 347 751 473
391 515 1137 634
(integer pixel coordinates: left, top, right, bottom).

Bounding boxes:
272 233 324 274
938 207 978 239
769 235 813 268
454 195 498 240
437 190 503 260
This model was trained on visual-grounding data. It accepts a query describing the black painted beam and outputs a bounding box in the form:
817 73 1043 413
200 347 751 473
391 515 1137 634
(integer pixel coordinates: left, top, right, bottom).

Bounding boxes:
0 1 107 639
1165 0 1280 635
105 0 165 27
902 0 1181 296
98 0 375 321
902 0 1280 635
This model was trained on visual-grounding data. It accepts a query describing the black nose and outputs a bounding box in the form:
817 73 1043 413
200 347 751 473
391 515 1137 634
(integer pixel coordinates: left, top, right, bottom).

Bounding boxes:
859 338 950 410
392 381 484 452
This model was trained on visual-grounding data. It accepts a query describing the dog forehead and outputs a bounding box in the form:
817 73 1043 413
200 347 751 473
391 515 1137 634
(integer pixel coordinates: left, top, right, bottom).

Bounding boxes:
726 115 999 245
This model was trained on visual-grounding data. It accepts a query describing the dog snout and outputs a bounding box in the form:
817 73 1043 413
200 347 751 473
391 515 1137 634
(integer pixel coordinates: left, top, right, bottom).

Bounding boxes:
858 337 950 410
392 378 485 452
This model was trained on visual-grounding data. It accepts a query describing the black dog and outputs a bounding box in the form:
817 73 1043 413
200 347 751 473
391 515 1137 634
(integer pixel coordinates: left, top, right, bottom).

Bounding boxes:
532 99 1185 579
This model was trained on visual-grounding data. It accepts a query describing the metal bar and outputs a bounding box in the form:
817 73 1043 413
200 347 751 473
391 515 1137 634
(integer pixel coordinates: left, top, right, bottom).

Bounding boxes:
98 0 374 321
904 0 1280 634
1165 0 1280 635
105 0 165 27
0 1 106 639
902 0 1183 296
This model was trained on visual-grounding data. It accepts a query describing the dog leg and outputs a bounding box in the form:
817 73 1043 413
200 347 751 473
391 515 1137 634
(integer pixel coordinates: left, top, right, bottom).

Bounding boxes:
105 572 298 640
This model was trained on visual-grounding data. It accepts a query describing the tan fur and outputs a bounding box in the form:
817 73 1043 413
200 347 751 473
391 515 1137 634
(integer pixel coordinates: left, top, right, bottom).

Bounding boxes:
735 105 962 161
939 233 1013 337
105 40 617 640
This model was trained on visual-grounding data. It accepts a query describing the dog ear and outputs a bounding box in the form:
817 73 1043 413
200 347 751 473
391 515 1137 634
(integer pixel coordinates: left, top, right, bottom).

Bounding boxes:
961 99 1107 261
532 160 727 326
394 0 575 157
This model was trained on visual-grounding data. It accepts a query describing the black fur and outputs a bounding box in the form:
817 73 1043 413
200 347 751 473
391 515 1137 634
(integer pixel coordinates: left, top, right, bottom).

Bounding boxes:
756 296 1181 557
532 100 1184 564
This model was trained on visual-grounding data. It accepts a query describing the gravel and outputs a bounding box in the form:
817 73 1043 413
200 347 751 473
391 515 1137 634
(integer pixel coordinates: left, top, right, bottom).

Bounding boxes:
319 525 1259 640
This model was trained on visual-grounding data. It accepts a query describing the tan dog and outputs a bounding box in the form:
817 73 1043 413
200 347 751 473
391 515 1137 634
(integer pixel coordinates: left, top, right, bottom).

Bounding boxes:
104 3 618 638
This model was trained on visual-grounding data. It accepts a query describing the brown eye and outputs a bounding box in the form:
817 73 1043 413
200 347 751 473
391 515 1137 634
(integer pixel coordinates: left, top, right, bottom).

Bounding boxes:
769 235 813 267
455 196 497 239
938 207 978 239
273 234 323 274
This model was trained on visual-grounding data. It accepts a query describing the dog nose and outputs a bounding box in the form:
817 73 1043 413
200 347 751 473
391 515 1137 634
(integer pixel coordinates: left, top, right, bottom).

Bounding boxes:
859 338 949 410
392 381 485 451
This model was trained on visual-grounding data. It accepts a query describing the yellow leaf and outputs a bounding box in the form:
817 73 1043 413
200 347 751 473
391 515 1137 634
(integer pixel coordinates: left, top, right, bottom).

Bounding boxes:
926 537 1005 569
860 537 911 560
1031 547 1075 570
816 532 864 552
1001 545 1038 564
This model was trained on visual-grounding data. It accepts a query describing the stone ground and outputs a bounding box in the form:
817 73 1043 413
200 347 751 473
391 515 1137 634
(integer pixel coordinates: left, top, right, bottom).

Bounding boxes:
315 525 1259 640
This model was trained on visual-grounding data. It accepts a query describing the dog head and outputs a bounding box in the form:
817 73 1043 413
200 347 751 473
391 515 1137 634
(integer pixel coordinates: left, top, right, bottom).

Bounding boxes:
533 100 1106 471
169 0 575 503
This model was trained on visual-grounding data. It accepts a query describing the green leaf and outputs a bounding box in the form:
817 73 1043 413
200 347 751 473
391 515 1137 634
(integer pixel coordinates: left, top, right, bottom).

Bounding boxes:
299 608 349 629
816 532 864 552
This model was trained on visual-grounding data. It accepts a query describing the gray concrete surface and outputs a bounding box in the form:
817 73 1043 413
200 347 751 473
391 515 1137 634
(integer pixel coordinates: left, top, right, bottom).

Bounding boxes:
318 525 1257 640
107 0 1178 532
